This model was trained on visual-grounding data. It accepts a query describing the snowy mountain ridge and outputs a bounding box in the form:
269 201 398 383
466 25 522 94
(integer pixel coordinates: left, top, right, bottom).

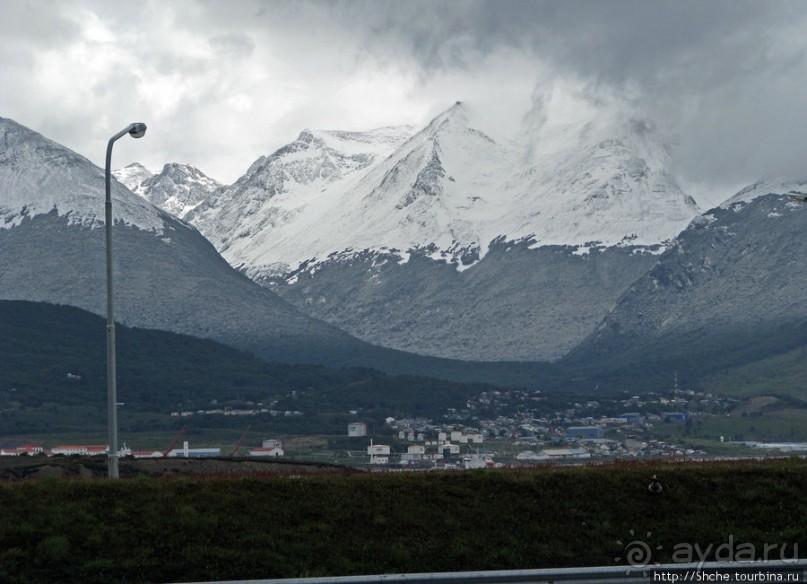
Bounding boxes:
2 115 464 375
181 101 700 281
4 113 802 368
114 162 221 219
114 162 154 193
0 117 166 233
184 124 417 277
722 178 807 207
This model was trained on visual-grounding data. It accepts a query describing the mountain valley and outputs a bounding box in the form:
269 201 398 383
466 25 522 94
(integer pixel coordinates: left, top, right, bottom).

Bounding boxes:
2 104 804 402
133 101 706 362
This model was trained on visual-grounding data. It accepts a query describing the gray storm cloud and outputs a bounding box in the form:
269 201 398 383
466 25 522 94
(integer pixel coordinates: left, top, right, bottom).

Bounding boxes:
1 0 805 204
330 0 807 201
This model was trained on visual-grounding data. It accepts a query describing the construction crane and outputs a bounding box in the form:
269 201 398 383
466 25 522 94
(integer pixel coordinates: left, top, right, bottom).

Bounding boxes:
231 425 251 457
163 426 186 457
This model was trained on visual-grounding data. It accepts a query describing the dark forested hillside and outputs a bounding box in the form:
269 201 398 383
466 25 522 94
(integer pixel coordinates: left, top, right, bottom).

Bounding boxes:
0 301 497 429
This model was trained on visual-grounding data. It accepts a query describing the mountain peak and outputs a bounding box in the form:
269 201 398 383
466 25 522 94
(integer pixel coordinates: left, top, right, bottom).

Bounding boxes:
173 100 701 276
114 163 155 194
0 118 165 232
425 101 469 130
124 162 222 219
411 102 499 152
158 162 214 181
124 162 151 172
183 123 415 259
296 129 319 145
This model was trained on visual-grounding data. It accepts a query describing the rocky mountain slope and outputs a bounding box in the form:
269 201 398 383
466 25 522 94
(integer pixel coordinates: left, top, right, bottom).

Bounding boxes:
0 117 437 372
114 162 221 219
570 183 806 367
179 101 700 360
189 102 698 275
185 125 415 277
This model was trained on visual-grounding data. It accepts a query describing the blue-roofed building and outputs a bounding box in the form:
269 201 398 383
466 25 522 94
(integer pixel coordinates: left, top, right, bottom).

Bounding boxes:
663 412 689 422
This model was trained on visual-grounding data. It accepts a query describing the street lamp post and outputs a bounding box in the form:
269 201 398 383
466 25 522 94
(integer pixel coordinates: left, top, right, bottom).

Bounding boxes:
105 122 147 479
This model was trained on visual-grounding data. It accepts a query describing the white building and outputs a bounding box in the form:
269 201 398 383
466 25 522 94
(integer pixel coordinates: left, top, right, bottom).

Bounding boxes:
131 450 163 459
50 445 107 456
463 454 493 469
541 448 591 460
249 447 284 457
401 453 422 463
516 450 549 461
367 444 391 456
0 445 44 456
441 443 461 455
348 423 368 437
368 442 391 465
167 441 220 458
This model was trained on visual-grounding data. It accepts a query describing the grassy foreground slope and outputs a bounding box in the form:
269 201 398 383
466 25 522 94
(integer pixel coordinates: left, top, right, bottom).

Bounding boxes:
0 459 805 583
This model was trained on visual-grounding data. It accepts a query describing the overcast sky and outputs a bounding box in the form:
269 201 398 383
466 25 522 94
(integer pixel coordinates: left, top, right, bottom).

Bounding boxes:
2 0 806 207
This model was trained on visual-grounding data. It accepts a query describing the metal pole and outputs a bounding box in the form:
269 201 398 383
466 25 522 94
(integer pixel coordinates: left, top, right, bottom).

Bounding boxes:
104 123 146 479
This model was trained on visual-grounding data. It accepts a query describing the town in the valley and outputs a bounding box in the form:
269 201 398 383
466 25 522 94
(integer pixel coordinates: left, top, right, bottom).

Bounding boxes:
3 383 805 468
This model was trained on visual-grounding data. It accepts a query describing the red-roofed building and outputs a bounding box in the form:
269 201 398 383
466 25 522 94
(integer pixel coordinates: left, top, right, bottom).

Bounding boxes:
0 445 45 456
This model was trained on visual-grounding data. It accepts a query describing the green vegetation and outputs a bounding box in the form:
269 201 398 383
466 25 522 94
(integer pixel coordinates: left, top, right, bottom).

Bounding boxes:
656 408 807 443
564 322 807 398
0 300 494 435
702 346 807 400
0 458 804 583
2 301 805 445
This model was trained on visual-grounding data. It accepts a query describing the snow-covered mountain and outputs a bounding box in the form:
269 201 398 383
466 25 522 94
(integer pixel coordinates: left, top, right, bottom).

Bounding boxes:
177 101 700 361
113 162 154 193
189 102 698 280
573 183 806 362
0 120 165 233
0 117 458 373
114 162 221 219
4 113 801 387
185 124 415 276
722 178 807 206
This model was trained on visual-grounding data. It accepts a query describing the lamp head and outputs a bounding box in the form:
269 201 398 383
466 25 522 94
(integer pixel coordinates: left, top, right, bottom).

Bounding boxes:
128 123 147 139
